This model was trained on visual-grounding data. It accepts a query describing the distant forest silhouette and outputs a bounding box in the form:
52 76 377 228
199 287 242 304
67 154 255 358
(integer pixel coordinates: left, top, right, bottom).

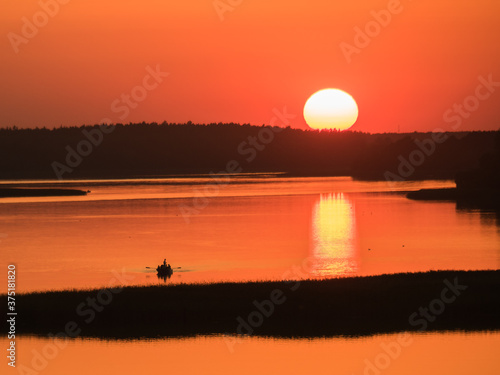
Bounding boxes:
0 122 498 180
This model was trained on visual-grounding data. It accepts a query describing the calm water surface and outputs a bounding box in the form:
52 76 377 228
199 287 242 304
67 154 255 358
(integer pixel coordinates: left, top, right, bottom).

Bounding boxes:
2 332 499 375
0 177 498 292
1 177 498 374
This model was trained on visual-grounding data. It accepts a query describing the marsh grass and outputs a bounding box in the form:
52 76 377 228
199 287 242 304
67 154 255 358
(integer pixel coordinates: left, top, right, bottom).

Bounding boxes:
3 270 499 339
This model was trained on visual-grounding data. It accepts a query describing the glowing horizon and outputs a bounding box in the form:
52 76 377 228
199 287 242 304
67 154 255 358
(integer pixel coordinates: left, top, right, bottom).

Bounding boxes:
1 1 499 132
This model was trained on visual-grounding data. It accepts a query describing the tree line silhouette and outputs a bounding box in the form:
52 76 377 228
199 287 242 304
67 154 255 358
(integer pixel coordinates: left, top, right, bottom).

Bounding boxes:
0 122 497 180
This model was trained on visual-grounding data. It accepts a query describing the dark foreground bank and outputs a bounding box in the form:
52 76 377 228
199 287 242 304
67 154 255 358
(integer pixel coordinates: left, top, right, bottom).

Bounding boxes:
0 188 87 198
3 270 499 339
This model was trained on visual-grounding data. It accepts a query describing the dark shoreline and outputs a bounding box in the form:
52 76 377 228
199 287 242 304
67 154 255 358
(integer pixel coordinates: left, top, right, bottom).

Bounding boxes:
0 188 87 198
407 188 458 201
4 270 499 339
1 126 496 180
407 188 500 209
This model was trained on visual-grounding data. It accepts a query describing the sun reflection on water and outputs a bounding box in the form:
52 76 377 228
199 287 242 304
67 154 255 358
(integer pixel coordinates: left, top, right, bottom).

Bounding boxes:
310 193 358 277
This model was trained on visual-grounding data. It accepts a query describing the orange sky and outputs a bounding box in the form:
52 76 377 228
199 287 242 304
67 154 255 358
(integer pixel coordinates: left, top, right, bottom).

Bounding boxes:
1 0 500 132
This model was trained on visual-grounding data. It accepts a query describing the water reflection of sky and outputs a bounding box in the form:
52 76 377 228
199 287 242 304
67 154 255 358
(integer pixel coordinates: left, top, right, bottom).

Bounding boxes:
310 193 358 277
2 179 497 292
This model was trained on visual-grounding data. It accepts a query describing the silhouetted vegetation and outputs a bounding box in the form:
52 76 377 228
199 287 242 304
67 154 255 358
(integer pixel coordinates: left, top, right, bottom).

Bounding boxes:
0 123 497 180
4 270 499 339
456 132 500 190
0 188 87 197
408 132 500 208
407 188 457 201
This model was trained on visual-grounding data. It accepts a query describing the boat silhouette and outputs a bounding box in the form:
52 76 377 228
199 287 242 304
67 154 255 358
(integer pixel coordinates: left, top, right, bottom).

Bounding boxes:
156 261 173 277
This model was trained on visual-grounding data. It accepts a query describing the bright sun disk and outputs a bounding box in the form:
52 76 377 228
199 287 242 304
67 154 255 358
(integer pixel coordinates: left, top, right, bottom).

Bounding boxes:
303 88 359 131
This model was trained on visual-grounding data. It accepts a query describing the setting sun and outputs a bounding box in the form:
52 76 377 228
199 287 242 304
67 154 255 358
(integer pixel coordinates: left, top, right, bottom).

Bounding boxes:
303 89 359 131
2 1 500 374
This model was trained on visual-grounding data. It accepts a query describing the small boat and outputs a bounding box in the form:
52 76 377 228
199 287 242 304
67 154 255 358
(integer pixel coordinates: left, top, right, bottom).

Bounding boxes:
156 263 173 276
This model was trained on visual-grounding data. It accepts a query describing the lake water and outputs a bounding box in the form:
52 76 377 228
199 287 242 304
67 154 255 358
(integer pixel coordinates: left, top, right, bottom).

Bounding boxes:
2 332 499 375
1 176 499 374
0 176 498 293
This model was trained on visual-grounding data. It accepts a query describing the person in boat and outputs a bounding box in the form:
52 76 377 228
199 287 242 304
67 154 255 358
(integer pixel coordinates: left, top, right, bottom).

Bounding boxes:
163 259 167 267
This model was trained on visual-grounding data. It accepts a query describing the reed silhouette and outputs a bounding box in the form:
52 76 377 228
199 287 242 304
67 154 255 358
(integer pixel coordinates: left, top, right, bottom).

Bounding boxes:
5 270 499 339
